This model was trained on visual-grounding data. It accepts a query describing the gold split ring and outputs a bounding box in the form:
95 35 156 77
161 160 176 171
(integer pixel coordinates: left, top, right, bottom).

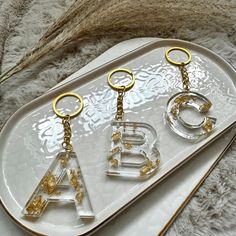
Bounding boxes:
53 92 84 118
107 68 135 92
165 47 192 66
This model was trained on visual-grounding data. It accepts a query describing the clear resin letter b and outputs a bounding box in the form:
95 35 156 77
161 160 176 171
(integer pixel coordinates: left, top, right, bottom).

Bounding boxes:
107 121 160 179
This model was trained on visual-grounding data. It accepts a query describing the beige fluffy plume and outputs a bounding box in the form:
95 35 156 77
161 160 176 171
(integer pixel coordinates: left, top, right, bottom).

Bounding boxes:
0 0 235 83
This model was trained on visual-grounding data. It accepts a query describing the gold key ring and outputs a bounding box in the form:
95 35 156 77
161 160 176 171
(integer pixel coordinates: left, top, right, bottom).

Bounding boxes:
107 68 135 92
53 92 84 118
165 47 192 66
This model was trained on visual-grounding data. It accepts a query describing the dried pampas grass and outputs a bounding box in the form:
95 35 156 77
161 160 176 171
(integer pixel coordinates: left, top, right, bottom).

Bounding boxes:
0 0 235 83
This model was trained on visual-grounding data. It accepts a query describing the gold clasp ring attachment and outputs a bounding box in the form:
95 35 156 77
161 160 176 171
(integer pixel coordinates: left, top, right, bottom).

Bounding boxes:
107 68 135 92
53 92 84 118
165 47 192 66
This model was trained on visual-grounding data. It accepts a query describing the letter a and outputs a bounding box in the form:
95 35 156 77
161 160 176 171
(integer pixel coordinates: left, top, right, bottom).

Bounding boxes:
22 152 94 219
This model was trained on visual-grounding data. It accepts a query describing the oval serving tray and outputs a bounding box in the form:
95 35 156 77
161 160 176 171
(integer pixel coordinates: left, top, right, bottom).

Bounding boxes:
0 39 236 236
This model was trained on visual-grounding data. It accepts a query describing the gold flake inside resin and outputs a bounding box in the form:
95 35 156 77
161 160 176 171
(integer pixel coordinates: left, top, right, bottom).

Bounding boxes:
41 171 60 195
171 105 178 118
111 146 121 154
26 195 46 216
140 159 160 176
156 159 161 166
174 95 190 104
107 147 121 160
69 169 84 204
203 118 213 133
75 191 84 203
59 152 70 167
124 143 133 149
140 166 150 176
110 158 119 167
199 102 212 113
70 170 79 188
112 131 121 141
174 95 196 106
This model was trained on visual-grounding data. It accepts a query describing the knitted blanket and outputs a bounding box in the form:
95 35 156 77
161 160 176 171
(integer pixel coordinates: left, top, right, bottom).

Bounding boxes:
0 0 235 235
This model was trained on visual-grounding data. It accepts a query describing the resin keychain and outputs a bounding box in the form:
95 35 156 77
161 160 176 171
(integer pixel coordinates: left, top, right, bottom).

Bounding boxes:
106 68 160 179
22 92 94 219
165 47 217 141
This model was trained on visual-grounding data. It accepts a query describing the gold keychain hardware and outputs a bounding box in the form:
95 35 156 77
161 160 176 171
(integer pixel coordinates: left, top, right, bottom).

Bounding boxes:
165 47 192 92
53 92 84 118
107 68 135 121
53 92 84 152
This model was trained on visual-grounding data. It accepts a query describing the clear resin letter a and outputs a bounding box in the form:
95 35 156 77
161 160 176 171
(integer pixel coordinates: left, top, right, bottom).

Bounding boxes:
22 152 94 219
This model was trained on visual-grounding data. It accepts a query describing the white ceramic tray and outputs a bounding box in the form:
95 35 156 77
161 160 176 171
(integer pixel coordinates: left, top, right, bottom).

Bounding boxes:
0 39 236 236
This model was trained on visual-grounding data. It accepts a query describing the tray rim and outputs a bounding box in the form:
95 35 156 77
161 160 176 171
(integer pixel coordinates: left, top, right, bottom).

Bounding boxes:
1 38 236 236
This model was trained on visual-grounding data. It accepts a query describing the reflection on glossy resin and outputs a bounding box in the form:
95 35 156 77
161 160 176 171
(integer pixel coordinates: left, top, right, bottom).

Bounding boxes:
22 152 94 219
107 121 160 179
166 91 217 141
